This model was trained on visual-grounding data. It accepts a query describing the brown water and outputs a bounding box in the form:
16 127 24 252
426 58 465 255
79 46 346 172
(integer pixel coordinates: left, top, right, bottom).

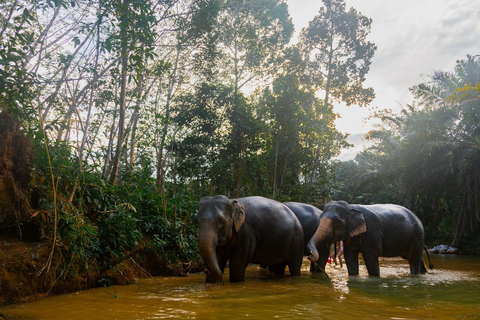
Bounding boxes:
1 254 479 319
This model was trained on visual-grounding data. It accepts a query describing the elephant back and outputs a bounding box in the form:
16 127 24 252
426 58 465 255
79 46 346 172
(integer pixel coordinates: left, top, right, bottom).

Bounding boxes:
284 202 321 248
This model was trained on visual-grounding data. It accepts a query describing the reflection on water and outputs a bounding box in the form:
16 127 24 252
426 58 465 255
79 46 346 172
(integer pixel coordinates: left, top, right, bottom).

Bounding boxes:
1 254 479 319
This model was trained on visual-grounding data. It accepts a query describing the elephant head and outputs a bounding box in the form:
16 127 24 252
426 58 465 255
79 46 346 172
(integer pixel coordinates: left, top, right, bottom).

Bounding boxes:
195 195 245 282
307 200 366 262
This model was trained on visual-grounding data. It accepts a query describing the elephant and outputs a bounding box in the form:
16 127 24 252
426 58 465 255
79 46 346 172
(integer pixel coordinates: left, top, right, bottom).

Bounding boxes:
283 202 329 272
307 200 433 276
196 195 304 283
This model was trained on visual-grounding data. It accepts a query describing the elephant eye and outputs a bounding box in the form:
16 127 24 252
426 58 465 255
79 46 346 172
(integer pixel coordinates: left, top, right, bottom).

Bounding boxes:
217 218 230 228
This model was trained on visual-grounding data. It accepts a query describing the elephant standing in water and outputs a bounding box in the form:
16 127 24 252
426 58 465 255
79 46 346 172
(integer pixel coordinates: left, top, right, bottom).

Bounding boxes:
196 195 304 283
283 202 329 272
307 200 433 276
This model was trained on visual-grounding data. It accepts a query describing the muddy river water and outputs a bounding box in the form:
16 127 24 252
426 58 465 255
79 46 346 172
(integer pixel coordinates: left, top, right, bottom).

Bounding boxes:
1 254 479 319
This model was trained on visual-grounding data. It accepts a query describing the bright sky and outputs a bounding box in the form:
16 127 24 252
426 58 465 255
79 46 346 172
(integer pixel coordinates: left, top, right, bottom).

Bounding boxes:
286 0 480 160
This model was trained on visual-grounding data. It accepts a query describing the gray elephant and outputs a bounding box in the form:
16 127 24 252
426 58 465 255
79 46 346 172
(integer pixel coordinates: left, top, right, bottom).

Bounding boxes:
283 202 329 272
196 195 304 283
307 200 433 276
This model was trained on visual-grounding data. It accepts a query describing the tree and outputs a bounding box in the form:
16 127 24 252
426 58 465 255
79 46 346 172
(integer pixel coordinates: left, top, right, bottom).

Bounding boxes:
1 0 42 122
171 83 233 190
258 47 349 201
259 73 307 199
342 55 480 247
410 54 480 245
299 0 376 191
214 0 293 93
104 0 157 184
210 0 294 196
299 0 376 107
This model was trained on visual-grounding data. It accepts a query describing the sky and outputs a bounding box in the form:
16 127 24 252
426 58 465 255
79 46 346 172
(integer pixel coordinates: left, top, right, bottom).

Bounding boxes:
286 0 480 160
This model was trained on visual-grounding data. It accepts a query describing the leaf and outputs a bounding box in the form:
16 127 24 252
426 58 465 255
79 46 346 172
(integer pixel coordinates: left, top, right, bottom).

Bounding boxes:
72 36 81 47
118 203 137 213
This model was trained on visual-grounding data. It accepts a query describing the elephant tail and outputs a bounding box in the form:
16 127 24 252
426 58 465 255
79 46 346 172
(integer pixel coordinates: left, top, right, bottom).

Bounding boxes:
423 246 434 269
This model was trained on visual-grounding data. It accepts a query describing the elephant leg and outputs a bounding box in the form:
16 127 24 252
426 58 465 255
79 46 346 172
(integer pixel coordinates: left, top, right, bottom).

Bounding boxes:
408 260 420 274
228 261 247 282
420 260 427 274
409 259 427 274
407 251 425 275
361 251 380 276
407 246 427 274
288 258 302 277
311 243 330 273
286 236 304 277
270 264 287 276
344 250 360 276
228 252 250 282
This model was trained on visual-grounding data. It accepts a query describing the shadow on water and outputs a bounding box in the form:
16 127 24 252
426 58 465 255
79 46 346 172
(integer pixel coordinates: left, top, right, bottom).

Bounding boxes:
1 254 479 319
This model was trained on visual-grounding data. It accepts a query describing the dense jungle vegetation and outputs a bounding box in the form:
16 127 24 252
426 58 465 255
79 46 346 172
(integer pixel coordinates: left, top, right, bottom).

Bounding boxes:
0 0 479 303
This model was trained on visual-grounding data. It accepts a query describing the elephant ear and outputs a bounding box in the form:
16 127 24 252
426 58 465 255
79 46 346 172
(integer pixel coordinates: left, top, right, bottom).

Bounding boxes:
232 199 245 232
349 208 366 238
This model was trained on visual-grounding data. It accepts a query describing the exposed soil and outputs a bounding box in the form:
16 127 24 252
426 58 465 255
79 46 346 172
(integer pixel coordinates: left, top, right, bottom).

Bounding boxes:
0 236 51 305
0 112 34 232
0 234 199 306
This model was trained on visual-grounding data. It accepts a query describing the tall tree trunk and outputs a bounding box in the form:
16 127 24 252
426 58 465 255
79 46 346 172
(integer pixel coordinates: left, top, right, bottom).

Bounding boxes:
80 6 103 171
129 63 143 175
109 0 129 185
103 102 117 178
157 47 181 193
308 28 334 201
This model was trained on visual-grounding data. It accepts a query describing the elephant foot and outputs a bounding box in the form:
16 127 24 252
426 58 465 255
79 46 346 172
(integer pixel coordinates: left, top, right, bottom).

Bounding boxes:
271 264 288 276
205 274 223 283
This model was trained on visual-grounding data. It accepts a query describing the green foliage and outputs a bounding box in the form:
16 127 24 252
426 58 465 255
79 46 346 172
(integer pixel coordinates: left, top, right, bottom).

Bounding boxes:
27 136 200 276
335 55 480 250
0 0 38 121
258 72 348 201
299 0 376 107
171 82 233 182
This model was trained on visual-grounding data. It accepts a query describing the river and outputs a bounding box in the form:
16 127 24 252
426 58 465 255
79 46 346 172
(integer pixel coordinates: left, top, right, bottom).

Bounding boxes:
1 254 479 319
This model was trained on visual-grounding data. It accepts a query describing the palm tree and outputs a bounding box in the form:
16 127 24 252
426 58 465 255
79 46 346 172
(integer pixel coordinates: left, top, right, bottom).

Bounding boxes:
411 55 480 245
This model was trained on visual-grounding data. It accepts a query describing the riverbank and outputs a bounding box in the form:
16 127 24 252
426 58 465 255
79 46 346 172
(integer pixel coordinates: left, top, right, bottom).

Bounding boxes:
0 235 200 306
2 233 478 307
2 255 480 319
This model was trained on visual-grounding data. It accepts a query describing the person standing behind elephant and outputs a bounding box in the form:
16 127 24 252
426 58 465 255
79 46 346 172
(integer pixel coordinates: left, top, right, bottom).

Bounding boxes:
283 202 329 272
196 195 305 283
331 241 344 267
307 200 433 276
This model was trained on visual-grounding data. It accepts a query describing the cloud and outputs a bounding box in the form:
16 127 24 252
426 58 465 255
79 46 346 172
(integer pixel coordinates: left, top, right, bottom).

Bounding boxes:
341 0 480 116
337 132 373 161
286 0 480 158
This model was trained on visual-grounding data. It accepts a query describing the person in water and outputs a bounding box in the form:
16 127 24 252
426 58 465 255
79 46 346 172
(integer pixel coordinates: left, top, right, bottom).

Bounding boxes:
328 241 344 267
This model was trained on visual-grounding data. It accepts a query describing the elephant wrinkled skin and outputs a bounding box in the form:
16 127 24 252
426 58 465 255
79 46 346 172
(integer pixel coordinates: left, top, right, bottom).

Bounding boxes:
196 195 304 283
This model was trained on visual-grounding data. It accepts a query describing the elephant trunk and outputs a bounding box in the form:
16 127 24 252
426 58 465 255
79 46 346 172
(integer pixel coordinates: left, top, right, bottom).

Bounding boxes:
307 217 333 263
198 229 223 282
